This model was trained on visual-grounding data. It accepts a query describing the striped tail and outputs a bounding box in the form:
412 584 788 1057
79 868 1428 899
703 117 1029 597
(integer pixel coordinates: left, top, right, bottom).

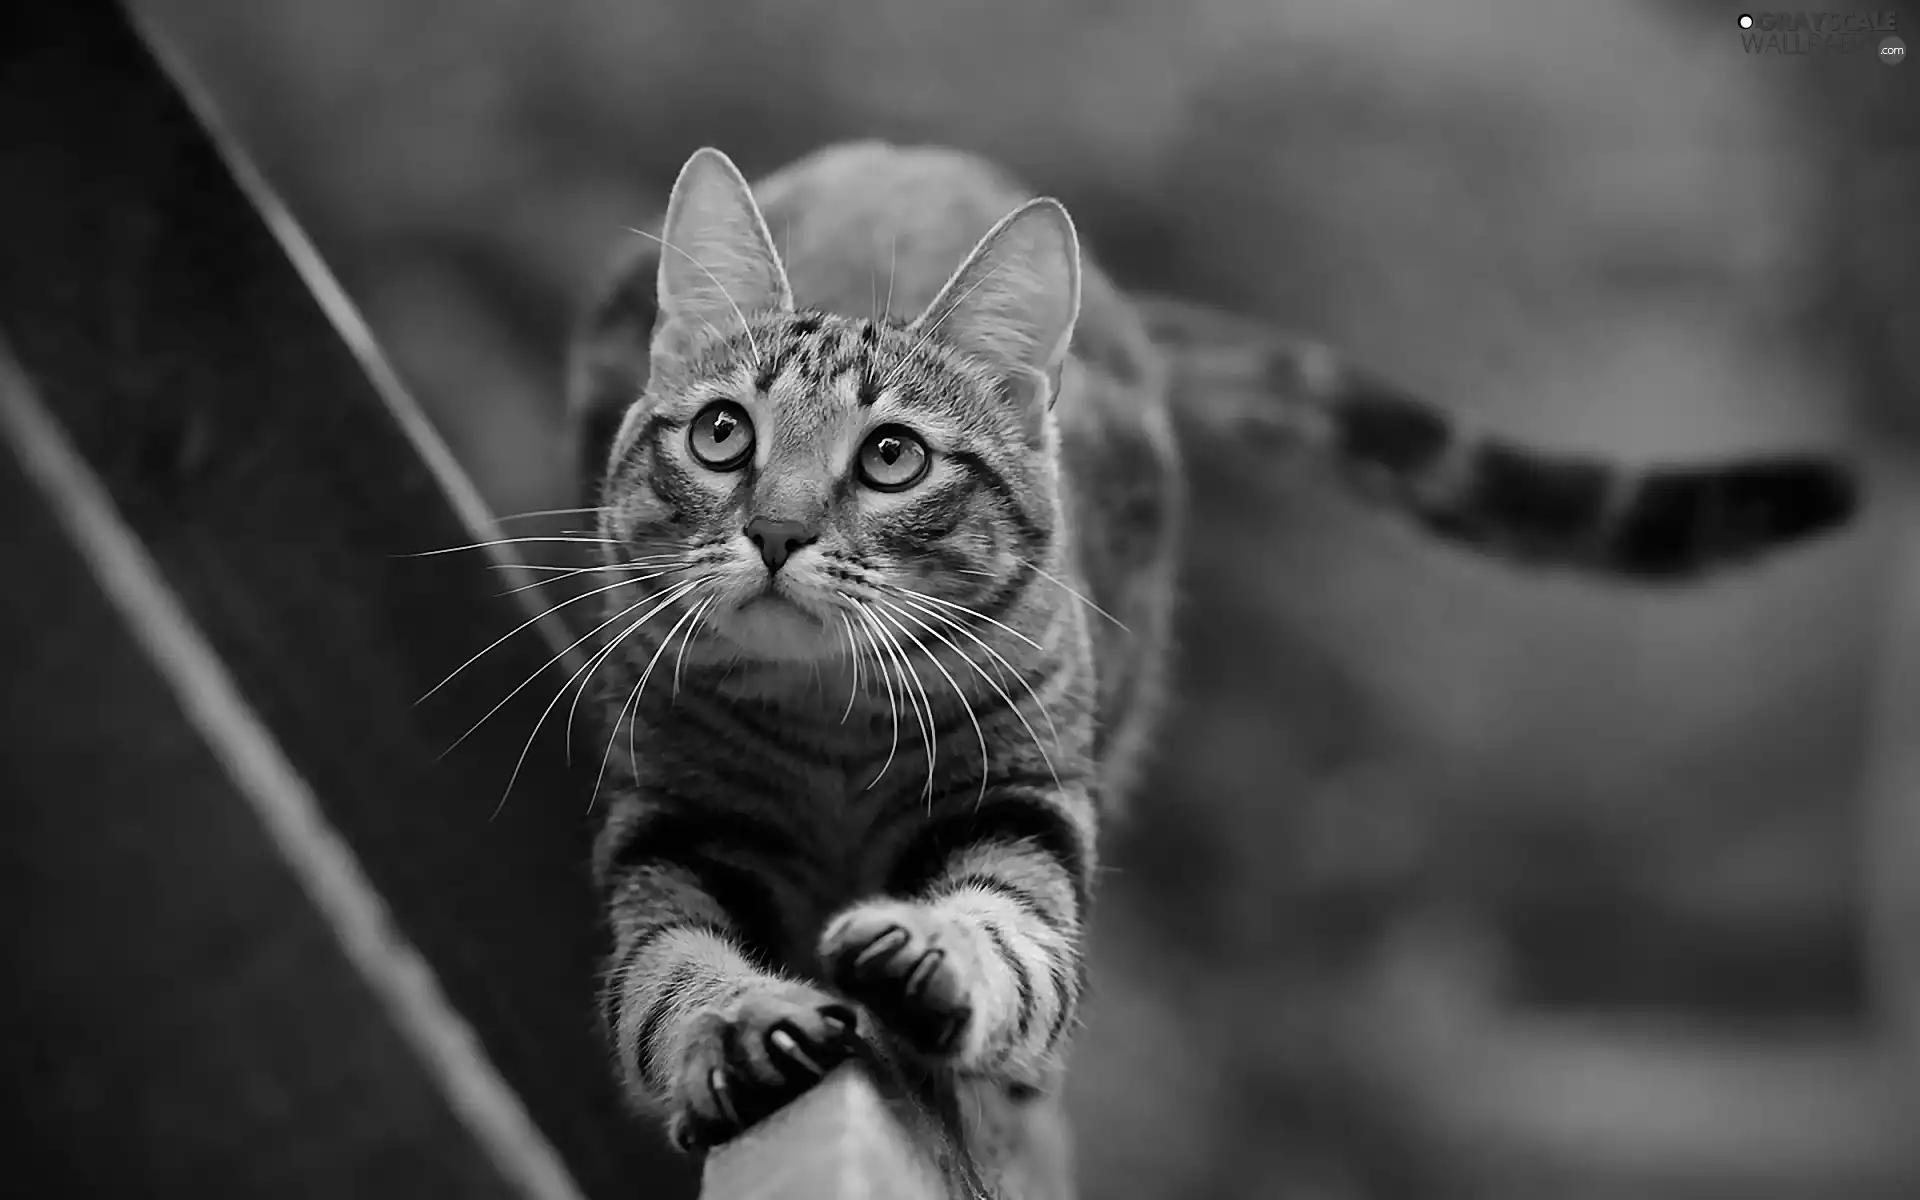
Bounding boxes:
1142 294 1861 581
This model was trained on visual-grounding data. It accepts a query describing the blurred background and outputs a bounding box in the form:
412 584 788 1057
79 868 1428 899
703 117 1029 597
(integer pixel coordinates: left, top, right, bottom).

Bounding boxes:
120 0 1918 1196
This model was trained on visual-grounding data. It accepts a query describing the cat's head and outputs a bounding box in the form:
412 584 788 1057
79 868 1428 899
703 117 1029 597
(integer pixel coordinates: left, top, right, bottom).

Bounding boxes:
595 147 1082 664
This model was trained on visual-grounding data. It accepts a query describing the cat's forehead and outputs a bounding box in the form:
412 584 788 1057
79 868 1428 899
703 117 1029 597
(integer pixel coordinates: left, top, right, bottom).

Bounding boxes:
686 310 999 441
750 312 894 405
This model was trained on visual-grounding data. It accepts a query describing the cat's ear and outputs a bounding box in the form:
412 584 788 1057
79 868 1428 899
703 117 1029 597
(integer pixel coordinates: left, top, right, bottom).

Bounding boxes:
911 197 1081 396
654 147 793 352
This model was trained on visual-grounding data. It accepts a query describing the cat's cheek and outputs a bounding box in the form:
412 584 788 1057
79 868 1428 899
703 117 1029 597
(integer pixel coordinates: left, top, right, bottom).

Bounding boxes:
610 494 690 542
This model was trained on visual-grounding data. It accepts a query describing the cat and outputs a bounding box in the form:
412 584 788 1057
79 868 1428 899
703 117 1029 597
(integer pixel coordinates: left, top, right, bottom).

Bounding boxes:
575 143 1172 1200
565 141 1859 1198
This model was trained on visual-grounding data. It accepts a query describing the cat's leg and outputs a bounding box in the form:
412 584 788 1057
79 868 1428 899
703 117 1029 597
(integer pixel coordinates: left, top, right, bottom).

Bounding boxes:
599 802 856 1152
818 792 1093 1089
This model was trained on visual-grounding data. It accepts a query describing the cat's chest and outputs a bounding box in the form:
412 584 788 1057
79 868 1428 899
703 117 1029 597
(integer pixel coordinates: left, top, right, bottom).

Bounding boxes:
639 700 944 879
785 772 1006 909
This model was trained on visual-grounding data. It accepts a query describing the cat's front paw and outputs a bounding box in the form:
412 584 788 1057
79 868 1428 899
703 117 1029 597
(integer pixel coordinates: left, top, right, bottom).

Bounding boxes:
819 901 978 1061
665 982 860 1153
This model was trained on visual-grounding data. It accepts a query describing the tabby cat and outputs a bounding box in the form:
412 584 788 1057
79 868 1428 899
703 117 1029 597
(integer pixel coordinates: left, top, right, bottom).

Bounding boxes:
566 141 1857 1197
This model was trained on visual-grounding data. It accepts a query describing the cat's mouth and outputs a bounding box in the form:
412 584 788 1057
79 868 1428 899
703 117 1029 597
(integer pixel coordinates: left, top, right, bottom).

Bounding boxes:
732 568 833 618
738 591 801 614
740 575 809 610
717 586 837 660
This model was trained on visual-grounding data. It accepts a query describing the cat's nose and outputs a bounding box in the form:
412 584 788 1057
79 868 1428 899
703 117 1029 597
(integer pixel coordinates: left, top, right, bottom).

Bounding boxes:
743 516 818 572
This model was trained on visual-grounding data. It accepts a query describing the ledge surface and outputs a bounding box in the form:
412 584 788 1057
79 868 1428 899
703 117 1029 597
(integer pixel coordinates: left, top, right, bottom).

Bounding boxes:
700 1068 947 1200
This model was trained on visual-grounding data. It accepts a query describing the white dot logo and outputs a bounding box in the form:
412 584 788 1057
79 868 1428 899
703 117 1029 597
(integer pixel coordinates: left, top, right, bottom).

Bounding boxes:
1738 13 1754 28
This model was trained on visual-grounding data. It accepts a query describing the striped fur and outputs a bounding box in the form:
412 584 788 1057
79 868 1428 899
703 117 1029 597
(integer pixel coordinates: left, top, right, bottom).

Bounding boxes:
575 145 1162 1199
1138 294 1859 580
567 142 1860 1196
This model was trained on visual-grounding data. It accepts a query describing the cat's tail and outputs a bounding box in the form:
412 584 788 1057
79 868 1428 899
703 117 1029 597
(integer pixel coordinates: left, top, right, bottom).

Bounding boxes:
1142 295 1862 582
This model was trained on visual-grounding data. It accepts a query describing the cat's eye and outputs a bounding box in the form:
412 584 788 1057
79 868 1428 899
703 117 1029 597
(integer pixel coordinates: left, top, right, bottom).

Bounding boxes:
687 400 755 471
856 425 931 492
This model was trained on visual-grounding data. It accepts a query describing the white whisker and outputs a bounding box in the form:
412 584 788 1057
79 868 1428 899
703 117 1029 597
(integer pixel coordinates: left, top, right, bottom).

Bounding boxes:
595 590 712 813
495 555 696 596
837 611 865 723
891 585 1045 653
625 226 763 368
887 587 1062 750
487 580 699 818
493 505 608 523
873 598 989 806
496 565 610 597
962 559 1128 632
400 535 622 558
564 577 707 759
882 259 1006 393
882 236 898 323
673 596 715 700
488 556 684 576
885 590 1061 793
858 605 938 802
852 602 903 790
420 568 678 706
452 578 678 769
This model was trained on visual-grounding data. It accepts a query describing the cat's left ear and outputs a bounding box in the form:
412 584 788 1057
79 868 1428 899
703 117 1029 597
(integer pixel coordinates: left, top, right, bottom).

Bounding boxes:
653 147 793 355
911 197 1081 407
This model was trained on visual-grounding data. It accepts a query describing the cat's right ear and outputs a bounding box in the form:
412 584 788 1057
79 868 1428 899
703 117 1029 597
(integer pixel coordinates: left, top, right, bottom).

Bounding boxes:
652 147 793 362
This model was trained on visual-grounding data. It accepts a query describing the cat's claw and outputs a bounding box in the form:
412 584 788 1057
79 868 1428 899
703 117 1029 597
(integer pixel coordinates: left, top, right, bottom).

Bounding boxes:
666 986 860 1153
819 903 976 1059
